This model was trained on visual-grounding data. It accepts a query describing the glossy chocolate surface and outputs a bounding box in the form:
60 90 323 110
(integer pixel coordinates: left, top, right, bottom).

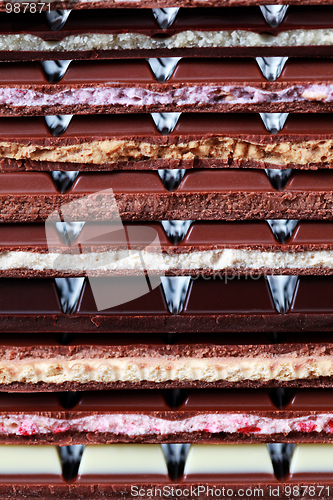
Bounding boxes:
68 170 333 193
1 276 333 334
2 388 333 412
1 6 333 39
76 278 168 315
3 114 333 143
0 172 57 193
70 171 166 194
75 277 279 316
180 389 276 411
184 278 276 314
0 279 62 314
3 58 333 85
5 221 333 249
1 275 333 316
0 170 324 194
0 224 61 248
6 169 333 195
286 389 333 411
291 277 333 313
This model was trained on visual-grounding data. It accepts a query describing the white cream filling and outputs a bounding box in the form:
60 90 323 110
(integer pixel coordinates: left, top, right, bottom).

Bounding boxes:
1 30 333 51
0 355 332 384
3 411 333 437
1 249 333 271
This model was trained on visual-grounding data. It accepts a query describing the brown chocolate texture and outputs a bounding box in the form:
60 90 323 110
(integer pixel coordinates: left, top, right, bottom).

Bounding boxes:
1 170 333 221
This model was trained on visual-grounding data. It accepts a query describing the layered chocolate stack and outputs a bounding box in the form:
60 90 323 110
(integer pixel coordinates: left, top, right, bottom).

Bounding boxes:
1 1 333 498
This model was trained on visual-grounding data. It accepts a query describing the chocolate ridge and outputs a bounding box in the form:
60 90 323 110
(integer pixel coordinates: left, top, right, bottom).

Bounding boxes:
2 275 333 332
5 220 333 252
4 113 333 144
2 170 333 221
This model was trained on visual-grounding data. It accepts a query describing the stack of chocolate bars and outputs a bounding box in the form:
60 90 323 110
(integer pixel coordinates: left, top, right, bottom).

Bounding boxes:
2 0 333 497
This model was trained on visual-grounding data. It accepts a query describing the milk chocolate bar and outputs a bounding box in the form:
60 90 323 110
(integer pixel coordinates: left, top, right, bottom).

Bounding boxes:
1 114 333 171
1 388 333 444
3 330 333 389
2 170 333 221
2 6 333 60
4 59 333 116
4 221 333 276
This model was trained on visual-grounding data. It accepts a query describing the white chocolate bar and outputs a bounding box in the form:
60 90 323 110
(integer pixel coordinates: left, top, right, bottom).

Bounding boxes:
0 445 62 475
290 444 333 474
184 444 274 475
78 444 168 475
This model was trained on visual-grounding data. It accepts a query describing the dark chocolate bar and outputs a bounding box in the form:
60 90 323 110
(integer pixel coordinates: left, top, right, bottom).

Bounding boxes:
2 7 333 60
1 170 333 221
2 274 333 334
3 58 333 115
0 388 333 444
1 113 333 171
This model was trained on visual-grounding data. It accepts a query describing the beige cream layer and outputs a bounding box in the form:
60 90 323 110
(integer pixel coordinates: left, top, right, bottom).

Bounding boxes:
2 30 333 52
0 355 332 384
0 137 331 166
1 249 333 271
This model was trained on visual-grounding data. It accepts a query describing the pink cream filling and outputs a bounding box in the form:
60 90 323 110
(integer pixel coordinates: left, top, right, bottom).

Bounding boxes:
3 413 333 437
0 84 331 107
